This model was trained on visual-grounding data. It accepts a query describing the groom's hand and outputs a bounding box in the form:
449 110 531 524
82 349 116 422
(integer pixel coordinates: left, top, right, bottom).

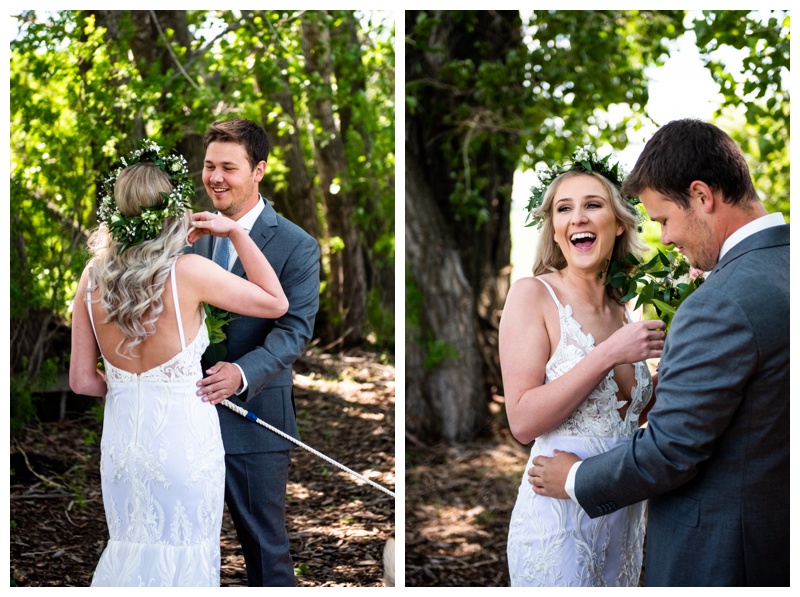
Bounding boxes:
528 450 581 499
197 361 242 405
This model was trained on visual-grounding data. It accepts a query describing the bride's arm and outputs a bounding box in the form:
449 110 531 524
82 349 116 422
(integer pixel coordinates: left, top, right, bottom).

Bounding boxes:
500 279 664 444
500 279 615 443
69 268 107 397
186 212 288 319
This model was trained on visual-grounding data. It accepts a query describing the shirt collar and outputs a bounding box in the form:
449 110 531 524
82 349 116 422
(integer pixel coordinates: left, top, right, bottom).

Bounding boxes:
718 211 785 262
235 196 266 232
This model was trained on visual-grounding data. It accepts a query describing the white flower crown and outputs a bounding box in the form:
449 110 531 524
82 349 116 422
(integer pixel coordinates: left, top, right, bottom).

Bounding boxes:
525 145 641 229
97 139 194 251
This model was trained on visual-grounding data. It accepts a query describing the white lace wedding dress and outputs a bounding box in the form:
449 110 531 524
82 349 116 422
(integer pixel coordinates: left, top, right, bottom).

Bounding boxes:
507 277 652 587
86 262 226 586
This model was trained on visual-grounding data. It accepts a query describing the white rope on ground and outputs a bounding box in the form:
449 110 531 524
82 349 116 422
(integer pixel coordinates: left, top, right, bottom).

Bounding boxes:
221 399 396 499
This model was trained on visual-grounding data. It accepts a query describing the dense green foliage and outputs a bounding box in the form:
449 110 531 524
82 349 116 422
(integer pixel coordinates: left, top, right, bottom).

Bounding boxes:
10 10 395 432
638 11 790 252
693 10 790 218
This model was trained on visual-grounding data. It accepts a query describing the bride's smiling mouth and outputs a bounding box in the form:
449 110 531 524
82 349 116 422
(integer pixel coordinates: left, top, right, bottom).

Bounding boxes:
569 232 597 251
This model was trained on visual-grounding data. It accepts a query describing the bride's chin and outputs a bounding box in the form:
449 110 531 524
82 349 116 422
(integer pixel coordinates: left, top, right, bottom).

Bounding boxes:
564 247 602 264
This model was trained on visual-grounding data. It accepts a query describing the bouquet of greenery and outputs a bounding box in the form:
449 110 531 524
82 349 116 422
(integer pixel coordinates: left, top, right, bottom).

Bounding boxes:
203 304 237 362
605 249 705 332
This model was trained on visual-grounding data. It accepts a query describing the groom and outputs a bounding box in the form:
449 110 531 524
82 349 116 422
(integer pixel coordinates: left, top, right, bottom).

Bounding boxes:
189 118 320 586
529 119 789 586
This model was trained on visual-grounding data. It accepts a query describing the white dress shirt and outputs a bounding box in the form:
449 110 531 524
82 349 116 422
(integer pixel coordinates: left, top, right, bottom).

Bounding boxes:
214 198 265 270
214 198 267 395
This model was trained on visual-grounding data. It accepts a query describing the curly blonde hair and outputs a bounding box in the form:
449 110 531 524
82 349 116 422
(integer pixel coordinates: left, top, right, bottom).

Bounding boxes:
531 170 645 301
87 162 189 357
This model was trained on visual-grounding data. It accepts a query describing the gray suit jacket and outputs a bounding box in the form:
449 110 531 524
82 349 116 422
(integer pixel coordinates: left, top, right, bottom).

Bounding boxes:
188 198 320 454
575 224 789 586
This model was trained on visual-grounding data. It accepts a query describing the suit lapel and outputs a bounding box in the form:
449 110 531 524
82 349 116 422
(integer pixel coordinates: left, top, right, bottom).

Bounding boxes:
194 233 214 260
711 224 789 275
231 198 278 277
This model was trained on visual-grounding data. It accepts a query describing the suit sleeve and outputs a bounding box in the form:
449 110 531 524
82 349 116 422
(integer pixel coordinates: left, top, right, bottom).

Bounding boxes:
234 233 320 397
575 286 758 518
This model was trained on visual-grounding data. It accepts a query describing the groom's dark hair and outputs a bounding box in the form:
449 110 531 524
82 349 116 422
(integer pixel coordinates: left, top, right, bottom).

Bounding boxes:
621 119 759 209
203 118 271 171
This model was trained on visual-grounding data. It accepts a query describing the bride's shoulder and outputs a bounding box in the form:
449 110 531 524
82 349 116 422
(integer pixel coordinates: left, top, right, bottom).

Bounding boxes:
174 253 212 284
176 253 207 272
76 263 93 290
505 275 552 315
507 275 550 301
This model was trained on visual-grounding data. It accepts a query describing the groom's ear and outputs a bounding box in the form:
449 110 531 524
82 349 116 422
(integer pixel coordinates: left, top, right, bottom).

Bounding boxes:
253 160 267 183
689 180 715 214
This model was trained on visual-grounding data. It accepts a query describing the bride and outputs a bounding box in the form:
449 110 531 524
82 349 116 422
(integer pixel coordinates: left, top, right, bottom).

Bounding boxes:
69 141 288 586
500 148 665 586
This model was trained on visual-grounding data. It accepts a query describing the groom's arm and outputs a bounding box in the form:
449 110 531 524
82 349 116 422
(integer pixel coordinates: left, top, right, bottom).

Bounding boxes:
573 287 756 518
235 233 320 397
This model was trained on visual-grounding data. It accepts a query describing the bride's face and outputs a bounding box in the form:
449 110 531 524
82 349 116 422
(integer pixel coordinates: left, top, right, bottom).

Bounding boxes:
552 174 623 271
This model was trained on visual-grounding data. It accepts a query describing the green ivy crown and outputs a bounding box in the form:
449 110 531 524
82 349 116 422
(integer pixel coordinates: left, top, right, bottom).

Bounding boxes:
525 145 641 229
97 139 194 252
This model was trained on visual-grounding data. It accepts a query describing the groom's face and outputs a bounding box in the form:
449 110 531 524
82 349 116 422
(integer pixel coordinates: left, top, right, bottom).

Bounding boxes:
203 141 266 220
640 188 717 271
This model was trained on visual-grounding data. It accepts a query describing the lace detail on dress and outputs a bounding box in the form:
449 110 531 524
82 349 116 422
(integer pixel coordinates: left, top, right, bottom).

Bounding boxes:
102 323 209 384
542 279 653 443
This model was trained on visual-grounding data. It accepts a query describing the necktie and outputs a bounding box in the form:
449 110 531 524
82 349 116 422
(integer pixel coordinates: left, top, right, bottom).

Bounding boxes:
213 236 230 270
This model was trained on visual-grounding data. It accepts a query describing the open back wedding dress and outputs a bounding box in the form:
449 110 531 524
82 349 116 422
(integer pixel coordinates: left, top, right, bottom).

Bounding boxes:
86 261 225 586
507 277 653 586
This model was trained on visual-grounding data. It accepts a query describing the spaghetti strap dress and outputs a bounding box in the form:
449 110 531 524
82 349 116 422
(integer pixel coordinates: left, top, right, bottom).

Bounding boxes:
507 277 653 586
87 261 225 586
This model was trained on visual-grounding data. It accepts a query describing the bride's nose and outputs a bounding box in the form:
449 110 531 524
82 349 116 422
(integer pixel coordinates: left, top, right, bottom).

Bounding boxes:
570 207 589 224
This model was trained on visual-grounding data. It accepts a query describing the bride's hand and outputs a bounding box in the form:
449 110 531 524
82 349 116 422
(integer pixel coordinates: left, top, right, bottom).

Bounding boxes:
601 319 666 366
187 211 239 244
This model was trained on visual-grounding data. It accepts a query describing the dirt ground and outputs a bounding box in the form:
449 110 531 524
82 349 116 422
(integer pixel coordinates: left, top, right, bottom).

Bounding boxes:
9 348 395 587
405 397 648 587
404 397 531 587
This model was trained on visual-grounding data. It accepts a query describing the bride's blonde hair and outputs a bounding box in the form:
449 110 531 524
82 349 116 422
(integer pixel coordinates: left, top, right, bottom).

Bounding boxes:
87 162 189 357
531 170 646 301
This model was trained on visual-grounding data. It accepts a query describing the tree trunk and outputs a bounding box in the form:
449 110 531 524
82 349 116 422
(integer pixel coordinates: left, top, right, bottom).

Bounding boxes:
330 11 395 319
301 12 367 346
405 154 487 441
405 10 525 443
256 55 321 242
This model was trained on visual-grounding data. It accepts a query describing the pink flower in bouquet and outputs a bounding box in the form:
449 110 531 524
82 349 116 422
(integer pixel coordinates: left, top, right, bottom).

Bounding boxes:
689 268 704 281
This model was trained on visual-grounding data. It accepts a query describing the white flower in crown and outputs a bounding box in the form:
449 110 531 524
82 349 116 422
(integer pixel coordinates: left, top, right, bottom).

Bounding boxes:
573 145 594 162
96 140 194 252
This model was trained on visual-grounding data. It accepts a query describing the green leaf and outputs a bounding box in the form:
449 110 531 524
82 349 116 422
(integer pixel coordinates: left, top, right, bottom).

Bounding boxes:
651 298 676 316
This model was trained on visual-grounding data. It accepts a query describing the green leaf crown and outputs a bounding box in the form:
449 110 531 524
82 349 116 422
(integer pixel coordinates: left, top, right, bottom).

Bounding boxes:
97 139 194 251
525 145 641 229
